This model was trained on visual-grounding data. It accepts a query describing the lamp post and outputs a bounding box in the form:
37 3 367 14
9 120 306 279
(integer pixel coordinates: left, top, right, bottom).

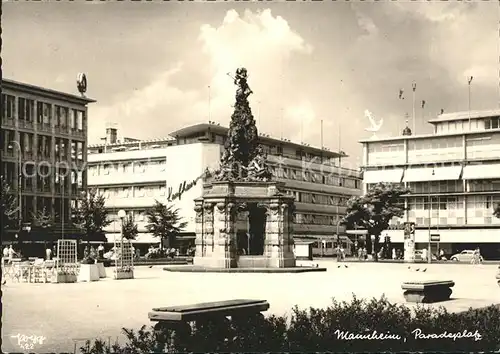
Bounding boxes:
427 169 435 264
61 175 65 240
118 209 126 268
8 141 22 234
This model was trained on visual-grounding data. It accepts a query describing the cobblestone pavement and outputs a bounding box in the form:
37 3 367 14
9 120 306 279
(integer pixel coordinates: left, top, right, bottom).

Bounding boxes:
2 261 499 353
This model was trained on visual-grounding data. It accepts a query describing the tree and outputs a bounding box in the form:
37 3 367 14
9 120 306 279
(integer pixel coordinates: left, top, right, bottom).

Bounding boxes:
341 183 410 261
145 200 187 250
73 188 111 244
494 204 500 219
31 207 54 241
1 176 19 231
122 214 139 240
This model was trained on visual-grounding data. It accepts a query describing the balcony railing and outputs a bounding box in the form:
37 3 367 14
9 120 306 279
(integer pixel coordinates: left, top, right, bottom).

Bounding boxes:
1 150 15 158
19 120 34 130
1 117 15 127
70 128 85 137
37 123 52 132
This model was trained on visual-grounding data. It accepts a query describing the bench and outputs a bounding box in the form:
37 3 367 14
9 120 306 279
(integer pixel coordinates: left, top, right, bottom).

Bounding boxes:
148 299 269 345
402 280 454 303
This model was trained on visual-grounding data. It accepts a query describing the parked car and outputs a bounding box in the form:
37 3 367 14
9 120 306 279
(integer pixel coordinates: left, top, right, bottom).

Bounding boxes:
450 250 483 262
414 250 437 261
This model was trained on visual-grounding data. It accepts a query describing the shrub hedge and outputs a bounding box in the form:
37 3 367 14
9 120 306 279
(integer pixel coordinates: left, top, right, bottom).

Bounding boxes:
80 295 500 353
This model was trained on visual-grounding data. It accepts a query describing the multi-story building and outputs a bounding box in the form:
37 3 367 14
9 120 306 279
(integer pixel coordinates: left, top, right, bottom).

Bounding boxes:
360 110 500 259
1 78 93 241
87 123 362 254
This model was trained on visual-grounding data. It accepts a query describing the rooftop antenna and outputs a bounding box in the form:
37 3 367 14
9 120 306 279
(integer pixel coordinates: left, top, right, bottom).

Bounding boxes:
412 82 416 134
468 76 473 131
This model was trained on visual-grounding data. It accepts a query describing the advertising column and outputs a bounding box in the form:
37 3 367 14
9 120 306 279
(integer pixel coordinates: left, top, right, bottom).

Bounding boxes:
403 222 416 263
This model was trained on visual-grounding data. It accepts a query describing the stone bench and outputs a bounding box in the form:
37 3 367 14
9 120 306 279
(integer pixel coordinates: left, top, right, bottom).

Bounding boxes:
148 299 269 345
402 280 454 303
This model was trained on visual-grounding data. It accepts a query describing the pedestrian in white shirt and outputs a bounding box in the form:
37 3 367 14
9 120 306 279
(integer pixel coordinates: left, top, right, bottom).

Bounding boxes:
3 246 9 264
421 248 428 262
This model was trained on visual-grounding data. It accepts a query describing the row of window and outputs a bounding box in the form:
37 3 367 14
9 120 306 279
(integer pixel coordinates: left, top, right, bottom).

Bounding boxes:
407 195 500 211
100 185 166 199
89 160 166 176
3 131 84 162
485 116 500 130
435 120 483 134
271 166 360 189
295 213 342 225
368 134 500 155
406 181 464 194
1 94 85 130
369 180 500 194
285 189 348 206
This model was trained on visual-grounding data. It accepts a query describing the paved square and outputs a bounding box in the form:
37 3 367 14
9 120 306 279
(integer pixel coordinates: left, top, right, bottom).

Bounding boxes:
2 262 499 353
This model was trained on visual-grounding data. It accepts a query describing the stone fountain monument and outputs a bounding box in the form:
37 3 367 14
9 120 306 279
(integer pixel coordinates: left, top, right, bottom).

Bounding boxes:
192 68 296 269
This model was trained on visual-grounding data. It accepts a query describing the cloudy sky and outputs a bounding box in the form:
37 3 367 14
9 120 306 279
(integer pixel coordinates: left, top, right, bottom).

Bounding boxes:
3 2 499 167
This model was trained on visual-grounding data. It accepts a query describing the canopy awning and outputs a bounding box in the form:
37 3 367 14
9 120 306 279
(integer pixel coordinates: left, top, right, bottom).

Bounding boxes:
462 163 500 180
363 168 404 184
403 166 462 182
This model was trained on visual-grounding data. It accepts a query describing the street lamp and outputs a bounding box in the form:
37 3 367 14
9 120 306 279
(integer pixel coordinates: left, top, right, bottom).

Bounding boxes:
118 209 126 269
118 209 126 238
427 169 435 264
8 141 22 233
60 175 65 240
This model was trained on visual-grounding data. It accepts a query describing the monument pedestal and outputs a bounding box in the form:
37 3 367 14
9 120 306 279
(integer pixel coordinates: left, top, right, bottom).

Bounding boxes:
193 181 296 269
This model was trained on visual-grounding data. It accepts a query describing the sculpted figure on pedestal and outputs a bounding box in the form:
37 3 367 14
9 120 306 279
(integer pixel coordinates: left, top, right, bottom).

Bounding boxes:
215 68 272 182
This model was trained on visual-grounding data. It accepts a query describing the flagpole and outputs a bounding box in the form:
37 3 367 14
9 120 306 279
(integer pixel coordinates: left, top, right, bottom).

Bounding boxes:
468 76 473 131
280 107 284 140
320 119 323 149
412 82 416 134
208 85 211 121
320 119 324 163
421 101 425 131
338 123 342 168
300 115 303 144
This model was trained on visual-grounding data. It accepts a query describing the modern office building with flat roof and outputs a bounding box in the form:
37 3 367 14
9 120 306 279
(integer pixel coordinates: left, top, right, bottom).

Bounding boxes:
87 123 362 254
360 109 500 258
1 78 94 243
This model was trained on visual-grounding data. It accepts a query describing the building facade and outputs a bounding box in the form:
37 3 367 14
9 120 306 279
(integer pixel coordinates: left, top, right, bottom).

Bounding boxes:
1 79 94 241
361 109 500 258
87 123 362 254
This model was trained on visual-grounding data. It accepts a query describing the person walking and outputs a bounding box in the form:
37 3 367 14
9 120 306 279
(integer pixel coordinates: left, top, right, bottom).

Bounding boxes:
98 244 105 259
471 248 482 264
45 245 52 261
421 248 428 262
3 246 9 265
8 245 16 263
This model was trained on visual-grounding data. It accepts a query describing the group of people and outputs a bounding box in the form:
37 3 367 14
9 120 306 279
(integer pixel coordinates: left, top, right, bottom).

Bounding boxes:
2 245 19 264
145 246 178 259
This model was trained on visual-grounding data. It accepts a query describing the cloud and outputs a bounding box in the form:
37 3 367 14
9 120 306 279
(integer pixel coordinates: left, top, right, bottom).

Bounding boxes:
89 9 314 144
